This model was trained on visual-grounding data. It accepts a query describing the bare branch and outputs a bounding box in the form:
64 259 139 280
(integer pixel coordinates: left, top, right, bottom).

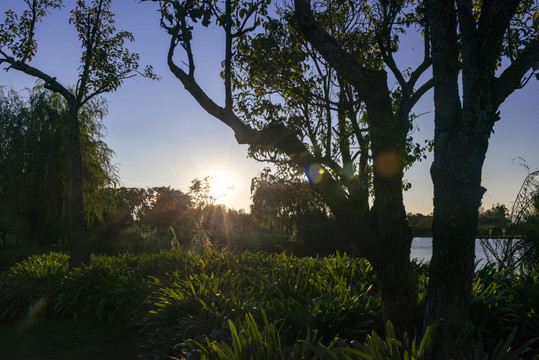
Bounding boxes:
0 49 72 101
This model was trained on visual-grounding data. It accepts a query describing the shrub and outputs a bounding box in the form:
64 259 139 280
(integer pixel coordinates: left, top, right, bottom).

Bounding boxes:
0 252 68 320
1 250 538 359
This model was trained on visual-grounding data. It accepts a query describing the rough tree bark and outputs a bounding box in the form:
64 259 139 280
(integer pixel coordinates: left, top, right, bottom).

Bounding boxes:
425 0 539 331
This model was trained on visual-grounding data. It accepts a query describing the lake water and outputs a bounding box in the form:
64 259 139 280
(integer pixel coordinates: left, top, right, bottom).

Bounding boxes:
411 237 490 266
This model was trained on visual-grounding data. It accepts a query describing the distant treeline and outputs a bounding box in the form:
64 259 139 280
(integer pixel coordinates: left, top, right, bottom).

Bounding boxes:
408 203 536 238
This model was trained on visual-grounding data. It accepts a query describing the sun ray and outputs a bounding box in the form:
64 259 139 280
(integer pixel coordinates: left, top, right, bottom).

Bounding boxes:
209 172 236 204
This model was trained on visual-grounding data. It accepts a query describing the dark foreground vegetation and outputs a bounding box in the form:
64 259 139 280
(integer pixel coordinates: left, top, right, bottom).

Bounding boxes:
1 250 538 359
0 317 142 360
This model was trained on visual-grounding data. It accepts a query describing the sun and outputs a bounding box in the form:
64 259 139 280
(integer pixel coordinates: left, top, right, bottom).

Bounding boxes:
209 172 236 204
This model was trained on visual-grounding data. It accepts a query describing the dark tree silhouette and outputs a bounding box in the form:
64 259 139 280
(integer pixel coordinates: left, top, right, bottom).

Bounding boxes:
0 86 118 248
0 0 155 266
424 0 539 330
149 0 433 333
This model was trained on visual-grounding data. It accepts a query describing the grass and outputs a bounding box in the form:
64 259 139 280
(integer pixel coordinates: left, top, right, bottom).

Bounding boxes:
0 318 142 360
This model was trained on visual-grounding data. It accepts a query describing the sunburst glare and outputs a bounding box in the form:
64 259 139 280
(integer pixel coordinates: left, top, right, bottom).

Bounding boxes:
209 172 236 204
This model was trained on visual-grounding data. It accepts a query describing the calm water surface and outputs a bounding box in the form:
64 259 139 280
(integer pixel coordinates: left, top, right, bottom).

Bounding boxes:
411 237 490 266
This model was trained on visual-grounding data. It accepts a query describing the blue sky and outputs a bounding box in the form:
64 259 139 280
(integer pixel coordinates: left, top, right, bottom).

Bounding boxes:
1 0 538 214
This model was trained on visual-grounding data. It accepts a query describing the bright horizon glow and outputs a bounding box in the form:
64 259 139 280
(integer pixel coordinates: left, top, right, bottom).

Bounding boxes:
209 172 237 205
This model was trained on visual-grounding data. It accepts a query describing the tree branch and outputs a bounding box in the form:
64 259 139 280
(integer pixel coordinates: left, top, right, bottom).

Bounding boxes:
77 0 105 103
224 0 233 111
165 28 369 222
399 78 434 123
381 47 406 89
408 57 432 92
478 0 520 56
493 37 539 106
0 49 73 101
293 0 388 104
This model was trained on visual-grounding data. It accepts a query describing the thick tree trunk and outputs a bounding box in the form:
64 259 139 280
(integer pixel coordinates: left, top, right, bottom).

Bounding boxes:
426 97 495 325
377 256 419 334
338 172 420 336
425 0 470 329
426 174 483 326
424 0 503 330
372 172 420 334
68 103 90 268
373 226 419 335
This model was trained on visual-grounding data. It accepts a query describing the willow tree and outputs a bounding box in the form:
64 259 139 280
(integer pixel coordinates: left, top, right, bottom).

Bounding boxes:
150 0 432 332
0 86 119 247
0 0 155 266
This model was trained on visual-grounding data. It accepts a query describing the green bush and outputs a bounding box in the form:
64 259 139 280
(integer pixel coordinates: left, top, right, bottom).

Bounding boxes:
1 250 538 359
471 264 539 354
0 246 63 271
0 252 68 320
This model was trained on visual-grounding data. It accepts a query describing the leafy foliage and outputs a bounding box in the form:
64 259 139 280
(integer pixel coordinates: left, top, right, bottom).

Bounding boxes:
0 86 118 246
1 251 537 358
250 168 349 254
0 0 63 62
1 0 157 267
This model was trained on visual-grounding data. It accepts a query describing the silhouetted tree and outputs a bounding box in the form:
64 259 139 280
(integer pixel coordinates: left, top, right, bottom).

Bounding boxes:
149 0 434 332
424 0 539 330
0 86 118 247
142 187 191 230
0 0 155 266
250 168 328 236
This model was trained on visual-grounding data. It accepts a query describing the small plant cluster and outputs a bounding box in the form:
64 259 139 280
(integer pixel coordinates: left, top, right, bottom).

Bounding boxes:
0 251 538 359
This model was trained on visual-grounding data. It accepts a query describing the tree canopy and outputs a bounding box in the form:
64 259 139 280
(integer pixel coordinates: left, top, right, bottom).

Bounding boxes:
0 85 118 246
147 0 539 336
0 0 155 266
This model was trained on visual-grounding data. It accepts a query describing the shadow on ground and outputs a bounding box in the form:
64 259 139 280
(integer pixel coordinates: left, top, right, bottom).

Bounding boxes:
0 318 142 360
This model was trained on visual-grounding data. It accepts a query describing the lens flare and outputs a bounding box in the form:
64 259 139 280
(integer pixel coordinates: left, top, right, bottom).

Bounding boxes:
307 163 325 184
374 151 401 177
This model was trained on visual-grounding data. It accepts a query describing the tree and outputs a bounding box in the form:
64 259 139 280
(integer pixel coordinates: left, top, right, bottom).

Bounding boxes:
0 0 155 266
250 169 328 234
424 0 539 329
0 85 118 247
142 186 192 230
149 0 433 332
250 169 349 254
188 176 227 208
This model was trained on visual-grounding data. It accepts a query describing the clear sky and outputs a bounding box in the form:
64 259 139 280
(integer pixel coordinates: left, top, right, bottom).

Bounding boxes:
1 1 538 214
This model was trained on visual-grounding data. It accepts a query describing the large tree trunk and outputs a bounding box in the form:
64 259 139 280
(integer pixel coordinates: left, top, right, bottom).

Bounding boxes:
425 0 469 329
426 103 496 327
372 170 419 334
68 103 90 268
338 170 420 335
426 165 484 326
424 0 504 330
372 220 419 335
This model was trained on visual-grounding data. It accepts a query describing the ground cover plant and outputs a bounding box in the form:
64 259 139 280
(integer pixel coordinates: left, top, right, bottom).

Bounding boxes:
0 250 538 359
